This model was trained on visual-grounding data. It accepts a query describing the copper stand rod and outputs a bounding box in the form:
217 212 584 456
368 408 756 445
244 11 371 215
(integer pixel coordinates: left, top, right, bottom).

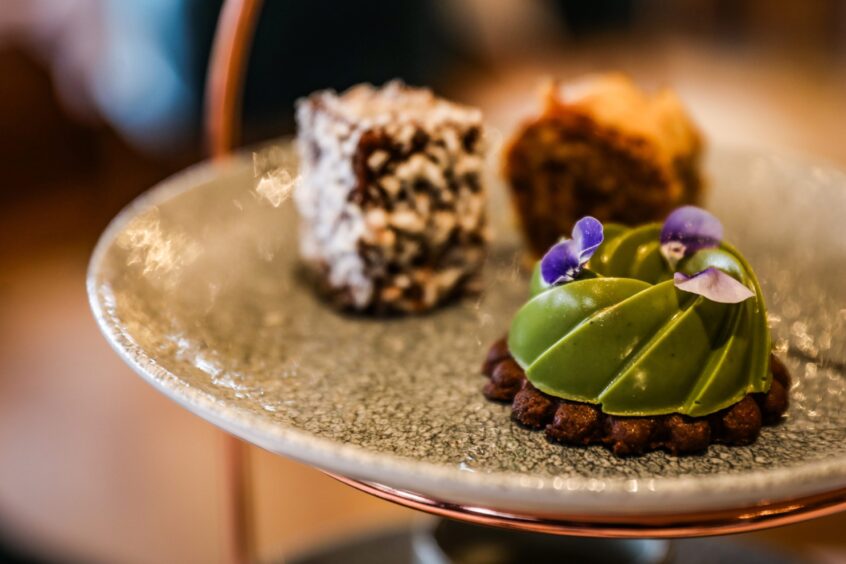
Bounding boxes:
205 0 264 562
223 435 256 564
206 0 263 159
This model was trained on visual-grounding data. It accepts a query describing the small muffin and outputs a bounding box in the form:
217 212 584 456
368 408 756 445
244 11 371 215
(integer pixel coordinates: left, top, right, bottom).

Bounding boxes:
504 73 704 256
295 81 488 314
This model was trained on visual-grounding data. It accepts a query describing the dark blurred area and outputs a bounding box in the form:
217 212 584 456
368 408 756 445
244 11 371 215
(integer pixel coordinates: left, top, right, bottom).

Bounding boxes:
1 1 845 562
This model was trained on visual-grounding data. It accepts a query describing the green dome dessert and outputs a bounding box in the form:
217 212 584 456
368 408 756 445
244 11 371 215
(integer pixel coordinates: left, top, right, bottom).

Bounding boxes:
513 225 769 417
482 207 790 455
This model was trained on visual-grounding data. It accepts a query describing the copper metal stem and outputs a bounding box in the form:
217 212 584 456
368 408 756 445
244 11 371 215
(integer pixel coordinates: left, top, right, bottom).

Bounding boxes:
205 1 264 562
206 0 263 159
223 435 256 564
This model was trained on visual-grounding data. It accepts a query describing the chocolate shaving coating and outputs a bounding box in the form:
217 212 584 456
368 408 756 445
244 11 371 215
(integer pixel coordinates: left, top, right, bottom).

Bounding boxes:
481 336 790 456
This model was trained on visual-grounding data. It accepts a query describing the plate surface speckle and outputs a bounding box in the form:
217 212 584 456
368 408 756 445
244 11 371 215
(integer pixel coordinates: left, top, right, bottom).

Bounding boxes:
88 142 846 516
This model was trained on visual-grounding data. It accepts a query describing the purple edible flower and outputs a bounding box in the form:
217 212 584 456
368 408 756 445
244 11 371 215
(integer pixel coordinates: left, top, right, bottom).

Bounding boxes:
660 206 723 268
673 268 754 303
540 217 604 285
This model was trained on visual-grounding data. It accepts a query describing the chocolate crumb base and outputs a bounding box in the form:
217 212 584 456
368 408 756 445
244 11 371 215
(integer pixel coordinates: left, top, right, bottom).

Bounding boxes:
481 337 791 456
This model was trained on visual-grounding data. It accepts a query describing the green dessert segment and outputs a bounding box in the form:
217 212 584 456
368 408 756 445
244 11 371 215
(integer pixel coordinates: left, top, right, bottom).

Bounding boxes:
510 223 771 417
524 280 694 403
509 278 650 370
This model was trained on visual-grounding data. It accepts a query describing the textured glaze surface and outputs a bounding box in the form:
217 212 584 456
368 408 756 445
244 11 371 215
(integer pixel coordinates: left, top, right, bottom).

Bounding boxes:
511 225 770 416
88 142 846 515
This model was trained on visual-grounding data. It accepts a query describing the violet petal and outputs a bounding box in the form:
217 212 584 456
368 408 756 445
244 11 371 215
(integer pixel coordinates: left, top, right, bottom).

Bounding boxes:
673 268 755 303
573 216 604 262
660 206 723 266
540 239 582 285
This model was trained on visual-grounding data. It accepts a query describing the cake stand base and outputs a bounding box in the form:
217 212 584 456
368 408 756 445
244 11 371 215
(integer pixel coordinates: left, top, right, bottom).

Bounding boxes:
288 520 798 564
413 520 670 564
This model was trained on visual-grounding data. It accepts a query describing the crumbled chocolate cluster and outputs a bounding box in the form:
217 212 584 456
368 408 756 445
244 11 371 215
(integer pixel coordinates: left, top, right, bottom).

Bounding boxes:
482 337 790 456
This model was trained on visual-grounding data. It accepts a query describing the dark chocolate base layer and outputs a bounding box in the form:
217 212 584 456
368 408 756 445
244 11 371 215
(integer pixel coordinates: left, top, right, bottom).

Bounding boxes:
482 337 791 456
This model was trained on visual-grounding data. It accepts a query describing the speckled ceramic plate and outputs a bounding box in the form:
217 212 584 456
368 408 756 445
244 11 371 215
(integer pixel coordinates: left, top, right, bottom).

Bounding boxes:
88 141 846 517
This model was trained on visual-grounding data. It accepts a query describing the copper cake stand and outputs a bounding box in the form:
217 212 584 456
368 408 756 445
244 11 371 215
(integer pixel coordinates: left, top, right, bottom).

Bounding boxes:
326 474 846 538
199 1 845 561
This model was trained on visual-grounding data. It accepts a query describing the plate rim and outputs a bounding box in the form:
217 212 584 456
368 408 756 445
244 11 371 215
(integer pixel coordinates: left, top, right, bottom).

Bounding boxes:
87 143 846 516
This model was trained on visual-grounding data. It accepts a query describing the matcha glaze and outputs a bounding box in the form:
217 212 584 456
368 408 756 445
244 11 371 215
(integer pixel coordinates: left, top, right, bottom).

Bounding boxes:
508 224 772 417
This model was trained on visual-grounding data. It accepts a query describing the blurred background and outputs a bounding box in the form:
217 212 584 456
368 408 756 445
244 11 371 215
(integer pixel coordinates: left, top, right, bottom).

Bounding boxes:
1 0 845 562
